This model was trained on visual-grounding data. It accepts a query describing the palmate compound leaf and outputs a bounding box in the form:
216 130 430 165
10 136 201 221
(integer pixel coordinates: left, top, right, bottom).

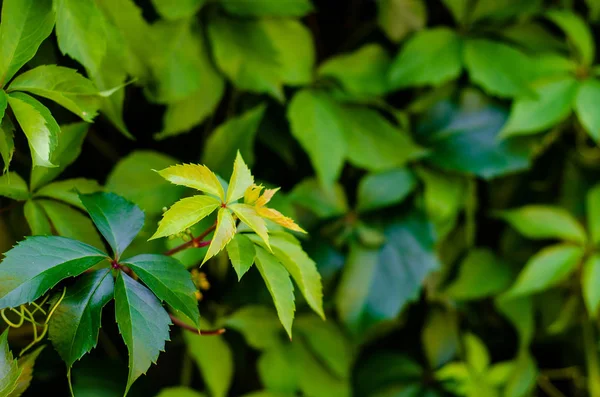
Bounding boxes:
48 270 114 369
150 195 220 240
229 203 269 249
79 192 145 259
0 329 20 396
120 254 200 328
114 272 171 396
0 236 107 309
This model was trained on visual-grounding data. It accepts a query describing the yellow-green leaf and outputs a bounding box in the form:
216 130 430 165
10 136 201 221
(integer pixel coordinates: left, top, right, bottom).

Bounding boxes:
229 203 269 249
202 208 236 264
226 233 255 280
583 254 600 317
151 195 220 240
226 152 254 204
157 164 224 200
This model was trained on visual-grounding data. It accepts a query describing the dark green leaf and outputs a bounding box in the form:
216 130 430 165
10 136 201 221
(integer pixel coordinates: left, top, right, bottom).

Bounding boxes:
0 329 20 396
79 192 145 258
7 92 59 168
30 122 89 191
220 0 313 17
287 90 346 186
377 0 426 42
336 212 439 336
471 0 541 22
441 0 468 22
0 172 28 200
23 200 51 235
8 65 100 122
357 168 417 213
389 28 462 89
254 246 296 339
203 104 266 176
0 236 107 308
114 272 171 395
48 270 114 368
0 0 55 86
121 254 200 328
226 233 256 280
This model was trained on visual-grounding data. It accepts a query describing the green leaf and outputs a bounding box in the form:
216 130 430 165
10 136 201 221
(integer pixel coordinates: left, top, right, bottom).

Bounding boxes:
220 0 313 17
203 104 266 177
226 233 255 280
7 92 59 168
470 0 541 23
54 0 107 74
0 329 20 396
417 92 534 179
157 163 224 201
389 28 463 89
341 106 426 171
185 320 233 397
8 65 100 122
8 346 45 397
48 270 114 368
23 200 51 235
208 15 283 100
261 19 314 86
0 236 107 308
229 204 269 248
34 178 102 210
335 212 439 336
356 168 417 213
121 254 200 328
290 178 348 219
226 152 255 204
504 244 585 297
0 172 28 200
254 246 296 339
377 0 426 43
79 192 145 259
151 195 220 240
495 297 534 348
257 345 298 393
106 151 186 216
500 77 579 138
0 0 55 86
225 306 283 350
203 208 236 264
30 122 89 191
151 0 205 20
319 44 391 98
114 272 171 396
464 333 490 374
149 19 218 104
583 254 600 317
422 309 459 369
499 205 587 244
587 184 600 244
287 89 346 186
463 39 534 98
441 0 468 23
38 199 105 250
156 388 206 397
546 10 594 66
575 78 600 142
445 249 513 300
0 110 15 173
251 232 324 319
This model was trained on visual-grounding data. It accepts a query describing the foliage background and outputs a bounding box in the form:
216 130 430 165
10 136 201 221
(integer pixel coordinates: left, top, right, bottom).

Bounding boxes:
3 0 600 396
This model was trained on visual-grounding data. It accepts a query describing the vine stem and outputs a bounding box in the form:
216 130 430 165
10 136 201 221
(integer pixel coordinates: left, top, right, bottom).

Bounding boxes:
169 313 225 336
164 224 216 256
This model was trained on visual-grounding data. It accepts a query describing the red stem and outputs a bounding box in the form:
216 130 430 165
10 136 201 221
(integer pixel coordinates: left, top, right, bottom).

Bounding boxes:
169 313 225 336
164 224 216 256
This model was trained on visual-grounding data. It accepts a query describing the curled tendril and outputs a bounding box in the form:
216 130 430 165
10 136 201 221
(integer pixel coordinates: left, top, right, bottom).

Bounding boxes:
1 288 67 356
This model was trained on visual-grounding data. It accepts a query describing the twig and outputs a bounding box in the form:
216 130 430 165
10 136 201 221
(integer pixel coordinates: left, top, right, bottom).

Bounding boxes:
169 313 225 336
164 224 216 256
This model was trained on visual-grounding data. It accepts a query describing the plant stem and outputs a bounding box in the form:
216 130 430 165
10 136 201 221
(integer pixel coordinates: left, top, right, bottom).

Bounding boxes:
169 313 225 336
583 318 600 396
164 224 216 256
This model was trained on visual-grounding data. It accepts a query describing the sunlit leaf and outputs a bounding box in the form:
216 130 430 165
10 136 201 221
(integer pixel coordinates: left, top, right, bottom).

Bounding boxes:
546 10 594 66
157 164 224 201
203 208 236 264
226 152 255 204
229 204 269 249
226 233 255 280
0 172 29 200
150 195 220 240
23 200 51 235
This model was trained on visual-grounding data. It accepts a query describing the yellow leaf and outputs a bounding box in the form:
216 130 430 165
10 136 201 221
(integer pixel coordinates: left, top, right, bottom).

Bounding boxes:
244 184 263 205
226 152 254 204
157 164 224 200
150 195 220 240
257 207 307 233
229 203 270 249
255 188 280 207
203 208 236 264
